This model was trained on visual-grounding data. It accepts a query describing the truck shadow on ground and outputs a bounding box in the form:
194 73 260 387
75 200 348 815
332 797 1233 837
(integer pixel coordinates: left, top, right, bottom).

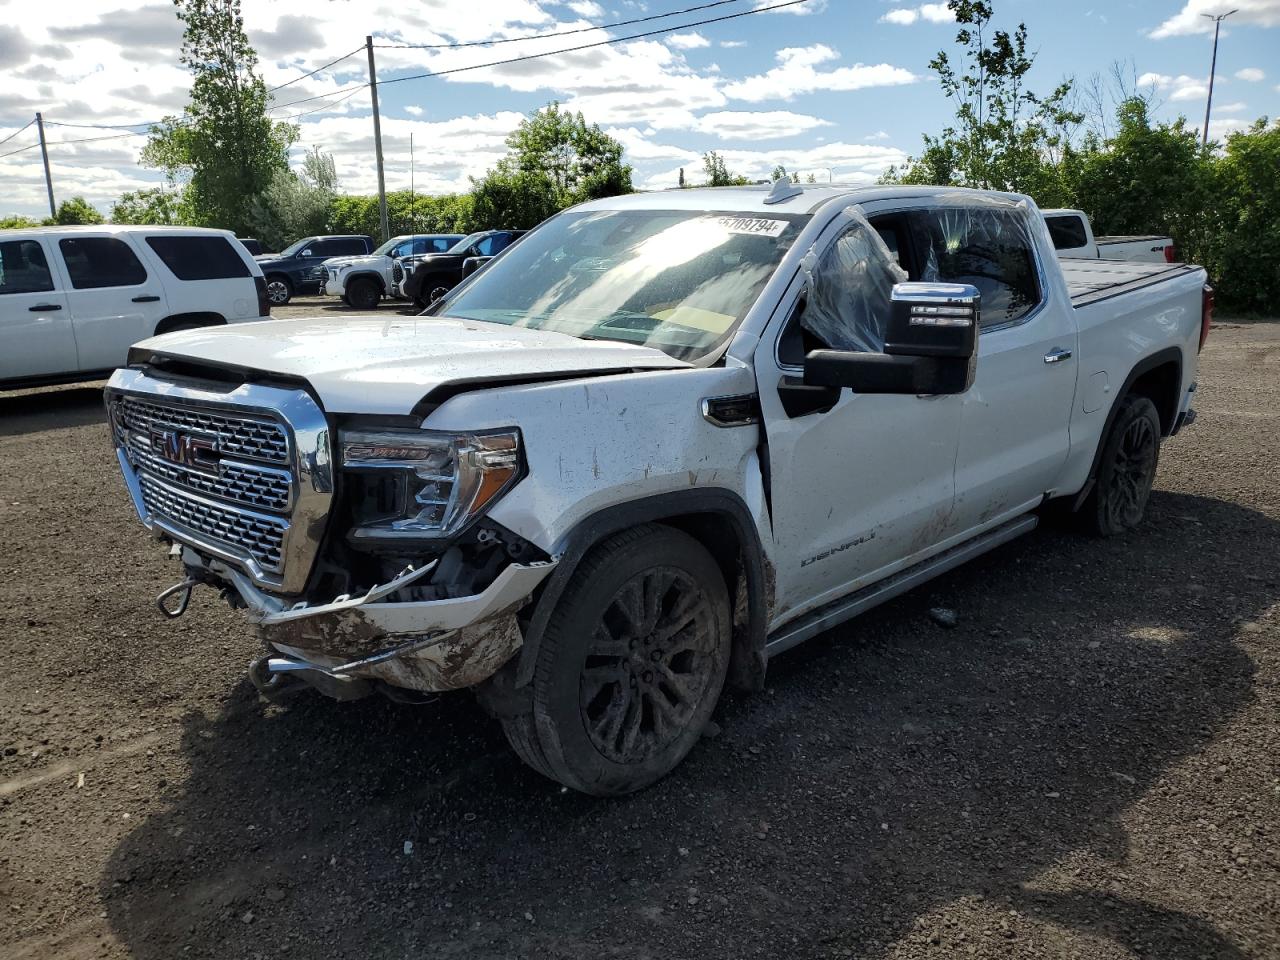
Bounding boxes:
102 490 1269 959
0 385 106 437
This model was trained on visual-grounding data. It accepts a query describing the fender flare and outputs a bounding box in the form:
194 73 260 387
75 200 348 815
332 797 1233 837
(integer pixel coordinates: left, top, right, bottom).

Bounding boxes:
1074 345 1183 509
512 488 770 691
343 270 386 293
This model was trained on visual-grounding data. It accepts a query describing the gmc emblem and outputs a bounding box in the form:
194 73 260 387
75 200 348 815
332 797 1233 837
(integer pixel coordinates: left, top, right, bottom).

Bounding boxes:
152 429 219 474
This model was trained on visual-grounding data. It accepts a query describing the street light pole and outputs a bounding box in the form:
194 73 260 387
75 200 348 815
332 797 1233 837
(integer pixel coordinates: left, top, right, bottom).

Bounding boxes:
1201 9 1238 148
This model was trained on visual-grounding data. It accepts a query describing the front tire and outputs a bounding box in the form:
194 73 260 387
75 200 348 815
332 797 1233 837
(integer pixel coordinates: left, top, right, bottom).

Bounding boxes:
504 525 731 796
1079 394 1162 536
346 277 380 310
265 276 292 305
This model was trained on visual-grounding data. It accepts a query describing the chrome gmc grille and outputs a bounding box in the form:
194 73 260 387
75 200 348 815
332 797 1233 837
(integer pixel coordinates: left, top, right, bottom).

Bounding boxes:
106 371 333 593
139 473 287 572
116 396 289 463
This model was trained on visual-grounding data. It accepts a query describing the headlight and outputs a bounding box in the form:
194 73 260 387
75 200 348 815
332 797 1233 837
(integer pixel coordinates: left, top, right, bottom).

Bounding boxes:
340 428 521 541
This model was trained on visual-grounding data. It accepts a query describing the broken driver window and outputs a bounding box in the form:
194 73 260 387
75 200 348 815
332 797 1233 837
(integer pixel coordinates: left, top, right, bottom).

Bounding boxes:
798 208 907 353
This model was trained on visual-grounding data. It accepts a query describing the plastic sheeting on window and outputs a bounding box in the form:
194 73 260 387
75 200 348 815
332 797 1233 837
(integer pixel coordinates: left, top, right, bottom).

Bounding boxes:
798 207 907 353
913 192 1042 328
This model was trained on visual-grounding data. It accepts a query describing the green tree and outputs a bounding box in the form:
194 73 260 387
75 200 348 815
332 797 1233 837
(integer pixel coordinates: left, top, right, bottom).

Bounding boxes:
110 187 187 225
887 0 1079 195
141 0 296 234
702 151 750 186
46 196 105 225
0 215 41 229
1073 99 1214 266
246 147 338 250
470 169 561 231
1210 118 1280 311
500 102 632 204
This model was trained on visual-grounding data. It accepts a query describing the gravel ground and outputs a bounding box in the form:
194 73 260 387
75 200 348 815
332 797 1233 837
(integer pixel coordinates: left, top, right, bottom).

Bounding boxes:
1 310 1277 960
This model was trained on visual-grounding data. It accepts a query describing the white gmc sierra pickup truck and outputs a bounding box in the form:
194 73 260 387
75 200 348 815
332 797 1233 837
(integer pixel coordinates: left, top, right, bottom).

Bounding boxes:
105 183 1212 795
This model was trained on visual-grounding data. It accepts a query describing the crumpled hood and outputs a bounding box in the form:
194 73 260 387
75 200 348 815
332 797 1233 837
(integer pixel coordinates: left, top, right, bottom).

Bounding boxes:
133 316 692 416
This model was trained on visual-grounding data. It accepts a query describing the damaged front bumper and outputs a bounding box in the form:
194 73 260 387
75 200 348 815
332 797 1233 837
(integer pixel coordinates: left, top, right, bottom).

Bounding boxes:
190 549 557 697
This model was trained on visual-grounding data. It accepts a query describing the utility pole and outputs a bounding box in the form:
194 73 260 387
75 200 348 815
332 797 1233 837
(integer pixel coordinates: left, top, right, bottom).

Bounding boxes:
409 132 415 241
366 35 390 242
35 112 55 218
1201 9 1238 148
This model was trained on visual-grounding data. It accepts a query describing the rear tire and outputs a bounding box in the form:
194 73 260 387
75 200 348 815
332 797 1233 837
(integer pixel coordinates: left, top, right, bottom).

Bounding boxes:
503 525 731 796
1078 394 1162 536
346 277 380 310
265 276 292 305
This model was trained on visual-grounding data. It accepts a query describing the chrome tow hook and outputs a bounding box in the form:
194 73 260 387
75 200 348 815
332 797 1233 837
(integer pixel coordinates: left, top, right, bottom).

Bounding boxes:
156 577 200 619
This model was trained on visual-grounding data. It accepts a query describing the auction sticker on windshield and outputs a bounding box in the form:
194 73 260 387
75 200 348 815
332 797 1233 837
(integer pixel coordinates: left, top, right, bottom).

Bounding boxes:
717 217 790 238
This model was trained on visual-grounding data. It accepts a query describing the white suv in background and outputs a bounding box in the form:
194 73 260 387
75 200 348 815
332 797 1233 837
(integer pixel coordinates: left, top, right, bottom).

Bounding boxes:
0 225 269 389
322 234 463 309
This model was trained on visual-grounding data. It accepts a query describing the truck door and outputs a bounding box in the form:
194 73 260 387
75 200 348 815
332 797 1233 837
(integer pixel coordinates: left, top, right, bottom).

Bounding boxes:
0 237 75 381
56 235 167 373
753 209 963 627
908 205 1078 535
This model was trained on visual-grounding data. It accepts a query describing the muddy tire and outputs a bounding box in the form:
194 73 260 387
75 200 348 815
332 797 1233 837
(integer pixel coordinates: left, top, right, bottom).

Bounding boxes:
504 525 731 796
1079 394 1162 536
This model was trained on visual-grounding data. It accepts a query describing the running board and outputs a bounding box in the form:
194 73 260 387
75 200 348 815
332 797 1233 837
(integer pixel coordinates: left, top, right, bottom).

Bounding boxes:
765 514 1039 658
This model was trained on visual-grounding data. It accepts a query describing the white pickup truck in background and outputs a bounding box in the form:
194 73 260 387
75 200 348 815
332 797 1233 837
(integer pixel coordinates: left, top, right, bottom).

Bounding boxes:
1043 209 1177 263
105 183 1211 796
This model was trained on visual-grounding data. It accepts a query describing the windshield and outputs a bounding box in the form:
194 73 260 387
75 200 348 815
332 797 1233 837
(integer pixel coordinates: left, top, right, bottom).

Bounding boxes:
373 236 409 257
435 210 808 361
448 232 486 253
277 238 311 257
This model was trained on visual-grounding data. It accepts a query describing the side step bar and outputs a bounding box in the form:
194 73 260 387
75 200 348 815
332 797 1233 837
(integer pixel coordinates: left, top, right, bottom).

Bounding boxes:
765 514 1039 657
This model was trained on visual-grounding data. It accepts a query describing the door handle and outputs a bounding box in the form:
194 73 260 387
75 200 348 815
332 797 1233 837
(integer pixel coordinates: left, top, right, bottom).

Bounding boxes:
1044 348 1073 364
132 294 161 303
28 303 62 312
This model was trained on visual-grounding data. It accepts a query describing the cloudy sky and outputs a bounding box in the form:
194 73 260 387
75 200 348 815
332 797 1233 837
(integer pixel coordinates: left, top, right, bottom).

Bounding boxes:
1 0 1277 219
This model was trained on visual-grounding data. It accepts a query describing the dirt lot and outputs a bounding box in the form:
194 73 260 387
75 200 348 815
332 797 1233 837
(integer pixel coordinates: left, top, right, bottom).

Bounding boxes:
1 311 1277 960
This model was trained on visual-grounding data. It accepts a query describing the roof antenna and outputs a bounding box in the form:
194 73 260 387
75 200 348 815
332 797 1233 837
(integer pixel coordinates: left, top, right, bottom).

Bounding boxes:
763 176 803 205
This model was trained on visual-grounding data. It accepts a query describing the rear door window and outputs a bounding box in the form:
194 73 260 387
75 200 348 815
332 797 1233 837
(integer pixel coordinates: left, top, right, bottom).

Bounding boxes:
0 240 56 294
908 206 1042 329
58 237 148 289
1045 215 1089 250
145 235 250 280
317 238 368 257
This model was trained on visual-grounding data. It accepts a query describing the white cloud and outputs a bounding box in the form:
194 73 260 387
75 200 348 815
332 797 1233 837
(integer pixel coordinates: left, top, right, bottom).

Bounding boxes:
880 3 953 25
1235 67 1266 82
720 40 748 49
404 105 424 116
564 1 604 16
692 110 834 140
863 130 890 141
1138 71 1219 102
1149 0 1280 38
667 32 711 50
723 45 917 102
639 141 909 190
1214 101 1248 112
881 9 919 25
752 0 829 14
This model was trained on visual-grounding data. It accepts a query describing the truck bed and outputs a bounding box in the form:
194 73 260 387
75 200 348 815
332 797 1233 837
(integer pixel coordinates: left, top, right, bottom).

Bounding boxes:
1061 259 1200 307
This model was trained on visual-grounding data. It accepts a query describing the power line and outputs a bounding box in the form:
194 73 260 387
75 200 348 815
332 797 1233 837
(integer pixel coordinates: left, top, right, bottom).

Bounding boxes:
377 0 746 49
270 0 814 111
43 119 157 130
267 45 365 93
279 86 368 121
0 141 42 162
0 118 35 148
